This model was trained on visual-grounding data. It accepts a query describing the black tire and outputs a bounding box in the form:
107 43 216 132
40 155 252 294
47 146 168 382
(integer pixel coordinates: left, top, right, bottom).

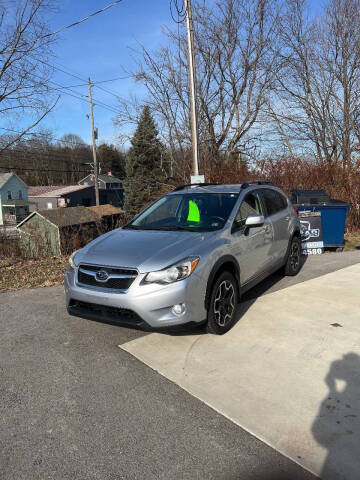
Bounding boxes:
283 236 302 276
206 271 238 335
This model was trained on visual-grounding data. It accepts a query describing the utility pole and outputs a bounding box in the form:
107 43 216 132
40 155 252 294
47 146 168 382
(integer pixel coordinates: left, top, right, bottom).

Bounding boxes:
184 0 199 178
88 77 100 206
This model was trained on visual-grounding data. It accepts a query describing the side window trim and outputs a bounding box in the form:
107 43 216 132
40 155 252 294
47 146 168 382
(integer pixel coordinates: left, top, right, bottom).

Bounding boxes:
232 190 263 233
254 189 266 217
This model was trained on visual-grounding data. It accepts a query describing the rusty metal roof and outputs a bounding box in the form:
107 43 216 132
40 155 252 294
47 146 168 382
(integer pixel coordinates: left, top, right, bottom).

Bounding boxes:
37 206 99 228
87 204 123 216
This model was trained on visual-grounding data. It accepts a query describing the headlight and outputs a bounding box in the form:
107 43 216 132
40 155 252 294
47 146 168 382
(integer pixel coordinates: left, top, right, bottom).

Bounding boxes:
143 257 200 285
68 249 80 270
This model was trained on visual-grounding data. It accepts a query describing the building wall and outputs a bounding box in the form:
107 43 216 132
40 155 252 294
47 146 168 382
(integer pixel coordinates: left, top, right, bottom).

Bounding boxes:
64 187 96 208
29 187 97 211
100 189 123 207
29 196 58 211
18 214 60 257
0 176 28 226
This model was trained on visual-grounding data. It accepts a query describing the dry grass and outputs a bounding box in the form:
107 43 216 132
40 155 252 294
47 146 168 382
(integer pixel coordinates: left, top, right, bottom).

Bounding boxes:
0 256 68 293
344 232 360 252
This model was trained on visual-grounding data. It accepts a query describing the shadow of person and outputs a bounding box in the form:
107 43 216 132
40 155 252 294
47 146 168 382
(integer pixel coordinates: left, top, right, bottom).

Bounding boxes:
312 353 360 479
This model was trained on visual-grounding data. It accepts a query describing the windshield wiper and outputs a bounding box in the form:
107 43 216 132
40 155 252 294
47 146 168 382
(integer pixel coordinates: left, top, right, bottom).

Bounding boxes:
123 224 214 232
142 226 195 231
122 224 142 230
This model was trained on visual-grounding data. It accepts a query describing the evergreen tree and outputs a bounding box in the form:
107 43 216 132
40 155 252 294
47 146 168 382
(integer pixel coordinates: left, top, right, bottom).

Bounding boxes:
98 143 126 179
124 106 167 217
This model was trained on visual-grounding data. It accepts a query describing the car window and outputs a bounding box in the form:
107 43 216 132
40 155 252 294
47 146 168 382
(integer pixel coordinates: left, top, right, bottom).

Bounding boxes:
278 192 289 210
129 193 238 232
139 195 182 225
260 189 287 217
234 191 263 229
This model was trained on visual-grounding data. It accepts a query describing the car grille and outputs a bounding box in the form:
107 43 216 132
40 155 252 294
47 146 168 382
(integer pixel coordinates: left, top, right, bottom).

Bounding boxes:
77 264 138 292
69 300 143 325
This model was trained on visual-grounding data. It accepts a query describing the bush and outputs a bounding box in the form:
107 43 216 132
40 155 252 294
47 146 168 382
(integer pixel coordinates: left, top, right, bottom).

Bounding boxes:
0 230 22 259
255 157 360 231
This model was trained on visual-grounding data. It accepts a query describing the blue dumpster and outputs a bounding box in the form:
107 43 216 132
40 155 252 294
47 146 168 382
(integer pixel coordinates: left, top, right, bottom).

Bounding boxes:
291 190 350 249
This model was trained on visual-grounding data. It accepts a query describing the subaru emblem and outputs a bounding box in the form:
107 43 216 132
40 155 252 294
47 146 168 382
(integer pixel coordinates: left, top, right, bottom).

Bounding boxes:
96 270 109 282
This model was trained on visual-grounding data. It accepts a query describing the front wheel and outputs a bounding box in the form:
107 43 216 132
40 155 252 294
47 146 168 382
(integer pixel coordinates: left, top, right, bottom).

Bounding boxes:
206 271 238 335
283 236 302 276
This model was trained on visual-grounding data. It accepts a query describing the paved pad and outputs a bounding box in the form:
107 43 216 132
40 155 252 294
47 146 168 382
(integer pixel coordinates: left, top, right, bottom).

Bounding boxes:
0 285 314 479
121 262 360 479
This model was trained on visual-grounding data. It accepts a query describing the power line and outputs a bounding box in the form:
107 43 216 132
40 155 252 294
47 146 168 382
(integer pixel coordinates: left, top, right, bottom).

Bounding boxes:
42 1 125 39
30 58 123 114
170 0 186 23
38 57 128 100
0 127 90 147
0 166 90 174
47 76 130 89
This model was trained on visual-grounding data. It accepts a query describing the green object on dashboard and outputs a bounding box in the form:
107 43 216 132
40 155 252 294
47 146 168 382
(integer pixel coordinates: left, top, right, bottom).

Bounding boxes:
187 200 200 223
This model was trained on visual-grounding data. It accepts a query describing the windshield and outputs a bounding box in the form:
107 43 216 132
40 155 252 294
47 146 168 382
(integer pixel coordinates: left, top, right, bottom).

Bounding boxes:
124 192 239 232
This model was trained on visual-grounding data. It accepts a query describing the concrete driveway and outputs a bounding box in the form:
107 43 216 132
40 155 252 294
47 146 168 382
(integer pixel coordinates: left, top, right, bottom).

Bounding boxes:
0 251 359 479
121 253 360 480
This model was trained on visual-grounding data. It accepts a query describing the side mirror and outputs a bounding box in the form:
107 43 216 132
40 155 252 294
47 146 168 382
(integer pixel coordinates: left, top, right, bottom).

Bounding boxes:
245 214 264 228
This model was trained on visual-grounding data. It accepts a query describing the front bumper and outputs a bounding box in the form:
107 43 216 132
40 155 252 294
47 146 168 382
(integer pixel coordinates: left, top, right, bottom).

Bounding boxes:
64 268 207 329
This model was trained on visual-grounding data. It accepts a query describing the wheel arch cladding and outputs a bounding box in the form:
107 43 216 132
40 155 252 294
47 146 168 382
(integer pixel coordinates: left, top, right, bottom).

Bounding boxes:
293 228 301 238
204 255 240 310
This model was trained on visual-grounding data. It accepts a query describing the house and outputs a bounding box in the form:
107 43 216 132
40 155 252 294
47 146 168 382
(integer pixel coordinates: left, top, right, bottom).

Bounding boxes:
78 172 123 207
17 206 101 257
28 184 97 211
0 173 33 226
17 204 124 257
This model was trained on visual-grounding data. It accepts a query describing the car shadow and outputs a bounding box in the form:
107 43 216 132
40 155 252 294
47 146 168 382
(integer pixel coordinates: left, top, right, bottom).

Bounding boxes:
168 255 308 336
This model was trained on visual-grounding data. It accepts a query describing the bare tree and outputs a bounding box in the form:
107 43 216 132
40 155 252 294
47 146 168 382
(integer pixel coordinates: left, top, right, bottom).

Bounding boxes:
0 0 59 151
269 0 360 169
115 0 281 170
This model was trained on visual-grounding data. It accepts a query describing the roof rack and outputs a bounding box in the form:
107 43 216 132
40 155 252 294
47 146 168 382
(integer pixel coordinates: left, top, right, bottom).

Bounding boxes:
241 180 274 190
173 182 218 192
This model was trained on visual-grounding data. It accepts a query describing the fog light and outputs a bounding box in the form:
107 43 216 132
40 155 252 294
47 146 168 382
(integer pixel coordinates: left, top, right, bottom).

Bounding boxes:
171 303 186 316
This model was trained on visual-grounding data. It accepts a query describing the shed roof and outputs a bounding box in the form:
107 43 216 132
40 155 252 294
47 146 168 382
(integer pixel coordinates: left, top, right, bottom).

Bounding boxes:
87 204 123 216
37 206 99 228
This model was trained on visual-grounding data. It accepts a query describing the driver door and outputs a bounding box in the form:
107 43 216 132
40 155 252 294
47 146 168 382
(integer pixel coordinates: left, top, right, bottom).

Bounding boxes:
230 190 269 285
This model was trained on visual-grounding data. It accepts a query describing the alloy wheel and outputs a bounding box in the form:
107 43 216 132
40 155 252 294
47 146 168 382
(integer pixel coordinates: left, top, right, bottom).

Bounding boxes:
214 280 235 327
290 240 300 271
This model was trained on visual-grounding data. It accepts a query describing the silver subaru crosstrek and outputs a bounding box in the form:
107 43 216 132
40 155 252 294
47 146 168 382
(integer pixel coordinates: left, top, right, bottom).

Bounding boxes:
65 181 301 334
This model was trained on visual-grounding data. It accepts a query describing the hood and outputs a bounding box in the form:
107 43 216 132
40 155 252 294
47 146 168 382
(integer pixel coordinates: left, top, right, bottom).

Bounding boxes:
76 228 212 273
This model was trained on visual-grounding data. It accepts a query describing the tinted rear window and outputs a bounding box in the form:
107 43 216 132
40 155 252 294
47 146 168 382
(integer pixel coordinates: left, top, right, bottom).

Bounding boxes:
260 189 288 217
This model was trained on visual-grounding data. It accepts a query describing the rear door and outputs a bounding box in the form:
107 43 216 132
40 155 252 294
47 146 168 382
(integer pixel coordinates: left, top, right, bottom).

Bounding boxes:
230 190 269 285
259 188 290 265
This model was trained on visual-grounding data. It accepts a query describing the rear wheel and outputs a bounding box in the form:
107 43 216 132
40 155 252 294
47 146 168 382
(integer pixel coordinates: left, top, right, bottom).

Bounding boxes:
206 271 238 335
283 236 301 276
